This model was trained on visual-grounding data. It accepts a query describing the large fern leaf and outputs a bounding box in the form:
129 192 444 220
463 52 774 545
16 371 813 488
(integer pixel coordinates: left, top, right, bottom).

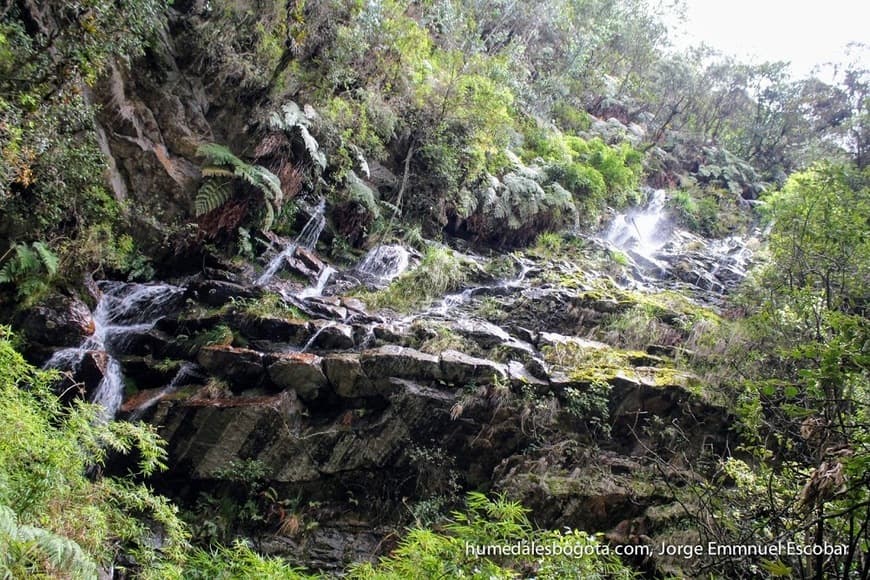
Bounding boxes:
0 505 97 578
299 126 326 170
0 244 39 283
268 102 326 170
346 171 380 218
31 242 58 276
196 143 244 168
234 164 283 204
262 200 276 231
270 101 310 131
195 181 233 216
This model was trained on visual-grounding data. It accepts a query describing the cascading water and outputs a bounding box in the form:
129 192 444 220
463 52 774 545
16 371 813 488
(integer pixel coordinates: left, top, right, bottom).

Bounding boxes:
127 362 199 421
45 282 185 419
605 188 669 256
299 322 336 353
257 200 327 286
356 245 410 283
299 265 337 299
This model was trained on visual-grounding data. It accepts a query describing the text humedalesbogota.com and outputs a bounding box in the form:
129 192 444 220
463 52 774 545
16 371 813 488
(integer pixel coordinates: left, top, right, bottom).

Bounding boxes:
465 541 850 560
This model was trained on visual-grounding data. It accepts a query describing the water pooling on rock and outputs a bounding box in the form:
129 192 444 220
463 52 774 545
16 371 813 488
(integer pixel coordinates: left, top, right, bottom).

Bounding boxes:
44 282 185 419
257 200 327 286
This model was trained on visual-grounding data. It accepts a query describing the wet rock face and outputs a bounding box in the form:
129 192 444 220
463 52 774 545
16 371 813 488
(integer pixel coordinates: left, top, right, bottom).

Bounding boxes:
17 294 95 352
267 353 328 401
51 350 109 403
197 345 267 391
66 229 742 574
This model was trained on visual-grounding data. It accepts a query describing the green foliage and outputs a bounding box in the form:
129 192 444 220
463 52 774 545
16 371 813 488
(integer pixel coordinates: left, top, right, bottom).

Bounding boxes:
181 325 235 357
523 131 643 222
194 180 234 218
0 0 166 292
0 327 189 574
228 293 308 320
764 163 869 312
196 143 284 227
563 381 612 437
348 492 636 579
697 146 765 196
0 505 98 579
358 245 471 312
0 241 58 303
187 0 291 92
462 162 578 244
184 540 314 580
268 102 327 171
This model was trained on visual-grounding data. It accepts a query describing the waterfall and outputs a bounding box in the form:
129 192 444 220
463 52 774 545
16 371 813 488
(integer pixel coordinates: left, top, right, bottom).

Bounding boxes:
356 245 410 283
44 282 185 420
605 189 669 256
299 322 336 353
299 265 337 299
127 362 199 421
257 200 327 286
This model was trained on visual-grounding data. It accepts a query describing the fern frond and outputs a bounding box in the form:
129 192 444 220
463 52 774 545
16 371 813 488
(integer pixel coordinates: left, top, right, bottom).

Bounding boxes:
201 167 235 179
299 126 326 170
455 188 478 219
0 506 97 578
234 164 283 204
268 102 325 170
196 143 244 168
0 244 39 283
346 171 379 218
262 200 276 231
377 199 400 217
17 524 98 578
195 181 233 216
31 242 58 276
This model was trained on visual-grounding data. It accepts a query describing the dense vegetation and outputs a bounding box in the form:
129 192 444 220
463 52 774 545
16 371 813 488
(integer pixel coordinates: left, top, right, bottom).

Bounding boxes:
0 0 868 577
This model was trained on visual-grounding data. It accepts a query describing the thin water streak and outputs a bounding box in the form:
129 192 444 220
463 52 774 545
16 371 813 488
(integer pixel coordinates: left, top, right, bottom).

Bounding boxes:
257 200 327 286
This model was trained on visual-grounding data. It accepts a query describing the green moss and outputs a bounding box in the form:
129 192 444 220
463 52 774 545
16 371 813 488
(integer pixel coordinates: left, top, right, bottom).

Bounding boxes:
181 325 234 356
224 293 308 320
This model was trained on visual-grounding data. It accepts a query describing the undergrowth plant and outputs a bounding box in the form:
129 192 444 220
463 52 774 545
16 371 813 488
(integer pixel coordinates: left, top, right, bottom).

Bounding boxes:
195 143 285 233
0 326 188 575
348 492 636 579
0 241 58 304
357 245 472 312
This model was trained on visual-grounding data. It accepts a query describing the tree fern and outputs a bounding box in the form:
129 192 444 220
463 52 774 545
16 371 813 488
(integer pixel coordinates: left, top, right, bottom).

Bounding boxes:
234 163 283 204
268 101 326 170
195 142 284 230
196 143 245 168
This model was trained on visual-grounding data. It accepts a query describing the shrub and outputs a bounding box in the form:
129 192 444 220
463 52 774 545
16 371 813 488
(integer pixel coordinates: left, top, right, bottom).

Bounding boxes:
0 327 188 575
347 492 636 579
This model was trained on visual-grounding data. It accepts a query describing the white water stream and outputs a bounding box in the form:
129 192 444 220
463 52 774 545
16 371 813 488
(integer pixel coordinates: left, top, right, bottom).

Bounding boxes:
44 282 184 419
257 200 327 286
356 244 410 283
